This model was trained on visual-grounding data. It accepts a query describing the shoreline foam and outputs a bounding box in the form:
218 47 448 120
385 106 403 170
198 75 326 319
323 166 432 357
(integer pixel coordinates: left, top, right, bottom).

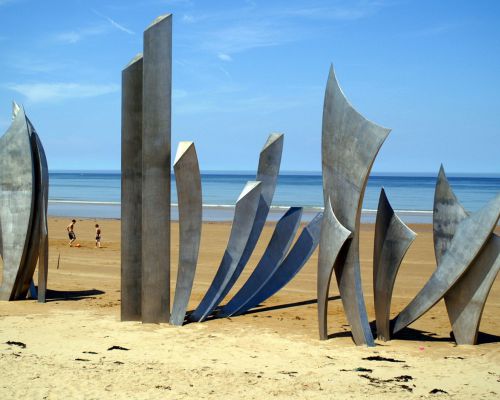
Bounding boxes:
48 201 435 223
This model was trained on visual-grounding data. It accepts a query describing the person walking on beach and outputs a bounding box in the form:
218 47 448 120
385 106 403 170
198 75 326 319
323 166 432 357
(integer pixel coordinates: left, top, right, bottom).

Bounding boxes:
67 219 77 247
95 224 102 248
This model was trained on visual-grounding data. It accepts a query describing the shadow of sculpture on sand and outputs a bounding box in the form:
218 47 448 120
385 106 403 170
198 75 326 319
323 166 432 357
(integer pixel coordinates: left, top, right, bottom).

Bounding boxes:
241 296 341 315
184 296 342 324
43 288 105 302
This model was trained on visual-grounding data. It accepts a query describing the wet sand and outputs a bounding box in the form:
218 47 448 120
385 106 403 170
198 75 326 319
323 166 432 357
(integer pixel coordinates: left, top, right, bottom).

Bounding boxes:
0 217 499 399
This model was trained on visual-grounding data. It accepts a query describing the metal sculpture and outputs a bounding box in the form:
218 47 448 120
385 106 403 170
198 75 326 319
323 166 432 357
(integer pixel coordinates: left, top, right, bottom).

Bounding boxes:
120 14 172 323
0 104 49 302
32 131 49 303
317 200 351 340
188 181 263 322
121 53 143 321
14 117 49 301
141 14 172 323
319 65 390 346
228 212 324 317
188 134 282 322
218 207 303 317
433 166 500 344
215 134 283 304
170 142 202 326
373 188 416 341
393 193 500 334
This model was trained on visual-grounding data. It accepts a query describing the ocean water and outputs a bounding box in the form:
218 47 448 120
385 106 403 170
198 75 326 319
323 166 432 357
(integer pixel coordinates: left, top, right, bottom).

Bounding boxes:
48 171 500 223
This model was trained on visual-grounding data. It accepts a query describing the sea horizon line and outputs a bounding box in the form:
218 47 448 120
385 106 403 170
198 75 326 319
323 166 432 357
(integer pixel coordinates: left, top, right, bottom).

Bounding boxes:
48 169 500 178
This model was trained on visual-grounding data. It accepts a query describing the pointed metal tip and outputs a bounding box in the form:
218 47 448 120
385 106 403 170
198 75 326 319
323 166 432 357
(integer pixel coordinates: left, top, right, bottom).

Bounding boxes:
237 181 261 203
326 64 392 136
392 317 403 334
174 141 195 165
262 133 284 152
438 164 446 176
124 53 143 69
146 13 172 30
11 101 21 120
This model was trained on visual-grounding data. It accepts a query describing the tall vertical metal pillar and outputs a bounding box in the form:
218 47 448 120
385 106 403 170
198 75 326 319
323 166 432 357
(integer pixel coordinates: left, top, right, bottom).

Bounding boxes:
141 14 172 323
121 54 143 321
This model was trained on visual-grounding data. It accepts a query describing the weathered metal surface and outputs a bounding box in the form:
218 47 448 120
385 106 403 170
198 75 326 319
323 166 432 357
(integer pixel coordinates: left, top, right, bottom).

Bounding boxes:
433 165 469 262
141 14 172 323
13 118 47 300
0 108 35 301
433 166 500 344
33 131 49 303
189 181 262 322
394 193 500 334
170 142 202 326
373 188 416 341
214 134 284 307
320 65 390 345
234 212 323 316
446 234 500 344
218 207 303 317
317 200 352 340
121 54 143 321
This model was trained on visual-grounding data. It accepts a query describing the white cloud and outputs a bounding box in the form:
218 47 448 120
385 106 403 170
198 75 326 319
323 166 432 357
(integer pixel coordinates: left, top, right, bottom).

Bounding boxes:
6 82 119 103
53 10 135 44
285 4 380 21
6 57 67 74
203 24 286 55
407 24 456 38
53 25 107 44
186 1 392 59
217 53 232 62
105 16 135 35
92 9 135 35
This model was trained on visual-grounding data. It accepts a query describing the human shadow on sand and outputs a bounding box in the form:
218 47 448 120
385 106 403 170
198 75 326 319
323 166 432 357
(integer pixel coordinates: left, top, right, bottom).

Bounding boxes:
43 288 105 302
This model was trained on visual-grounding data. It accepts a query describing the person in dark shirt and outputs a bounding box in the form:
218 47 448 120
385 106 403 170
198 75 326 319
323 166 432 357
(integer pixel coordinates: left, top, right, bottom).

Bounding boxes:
95 224 102 248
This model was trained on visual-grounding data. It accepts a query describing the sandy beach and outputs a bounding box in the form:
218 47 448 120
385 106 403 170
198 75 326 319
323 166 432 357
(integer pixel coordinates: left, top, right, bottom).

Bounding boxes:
0 217 499 399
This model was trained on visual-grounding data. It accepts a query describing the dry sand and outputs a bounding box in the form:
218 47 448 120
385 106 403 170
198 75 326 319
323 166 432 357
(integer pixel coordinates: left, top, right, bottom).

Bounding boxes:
0 217 499 399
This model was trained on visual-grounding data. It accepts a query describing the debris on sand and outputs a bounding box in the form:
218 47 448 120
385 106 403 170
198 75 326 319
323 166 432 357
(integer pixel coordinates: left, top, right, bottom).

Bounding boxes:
362 355 404 363
107 345 129 351
6 341 26 349
430 388 449 394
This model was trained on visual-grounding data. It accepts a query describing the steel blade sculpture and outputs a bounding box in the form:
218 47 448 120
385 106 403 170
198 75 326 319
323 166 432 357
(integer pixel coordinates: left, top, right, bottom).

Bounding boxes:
317 200 352 340
142 14 172 323
318 65 391 346
170 142 202 326
373 188 416 341
121 14 172 323
393 192 500 334
118 14 499 344
218 207 303 317
432 166 500 344
121 53 143 321
188 134 282 322
228 212 323 317
188 181 262 322
0 103 49 302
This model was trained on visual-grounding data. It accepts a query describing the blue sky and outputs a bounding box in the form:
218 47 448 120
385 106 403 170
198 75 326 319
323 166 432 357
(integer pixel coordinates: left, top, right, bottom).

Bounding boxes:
0 0 499 173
